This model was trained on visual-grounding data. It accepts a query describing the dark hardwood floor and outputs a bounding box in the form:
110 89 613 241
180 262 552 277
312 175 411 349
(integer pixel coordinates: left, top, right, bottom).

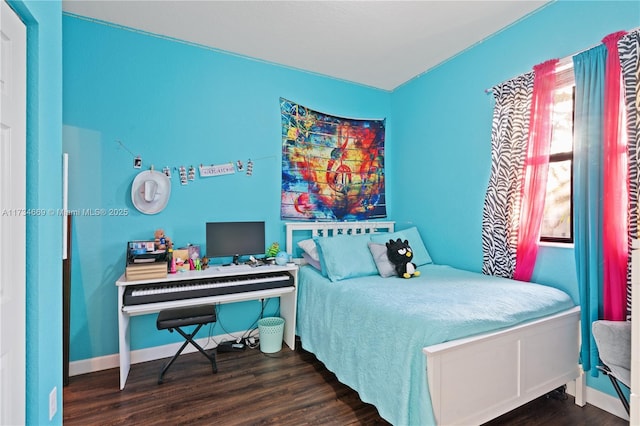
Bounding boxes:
64 342 627 425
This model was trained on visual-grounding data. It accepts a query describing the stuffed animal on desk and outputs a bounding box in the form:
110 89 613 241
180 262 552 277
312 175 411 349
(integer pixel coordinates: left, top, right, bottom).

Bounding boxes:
154 228 173 251
386 238 421 279
266 242 280 258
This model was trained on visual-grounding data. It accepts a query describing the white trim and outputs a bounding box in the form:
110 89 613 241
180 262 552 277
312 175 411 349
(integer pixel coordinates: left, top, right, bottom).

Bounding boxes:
62 153 68 259
566 381 630 421
0 3 27 424
69 330 248 377
538 241 574 249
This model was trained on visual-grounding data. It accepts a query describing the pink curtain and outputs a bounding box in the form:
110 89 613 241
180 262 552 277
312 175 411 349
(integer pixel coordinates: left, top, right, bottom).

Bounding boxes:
602 31 628 320
513 59 558 282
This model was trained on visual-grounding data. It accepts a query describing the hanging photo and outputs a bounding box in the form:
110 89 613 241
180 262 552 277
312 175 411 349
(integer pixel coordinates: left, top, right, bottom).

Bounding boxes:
179 166 188 185
134 156 142 169
162 166 171 178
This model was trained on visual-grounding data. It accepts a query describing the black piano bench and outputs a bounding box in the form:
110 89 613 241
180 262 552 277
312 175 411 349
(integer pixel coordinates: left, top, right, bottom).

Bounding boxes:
156 305 218 384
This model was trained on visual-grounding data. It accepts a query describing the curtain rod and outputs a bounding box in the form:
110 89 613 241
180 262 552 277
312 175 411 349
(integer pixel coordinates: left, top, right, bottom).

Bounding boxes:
484 26 640 94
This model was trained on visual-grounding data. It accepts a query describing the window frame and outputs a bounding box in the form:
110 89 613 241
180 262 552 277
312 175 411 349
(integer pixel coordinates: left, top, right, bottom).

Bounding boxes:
539 79 575 245
540 149 574 244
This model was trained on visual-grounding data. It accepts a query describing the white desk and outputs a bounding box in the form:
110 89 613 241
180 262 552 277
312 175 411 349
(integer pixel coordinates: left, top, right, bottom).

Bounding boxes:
116 263 298 390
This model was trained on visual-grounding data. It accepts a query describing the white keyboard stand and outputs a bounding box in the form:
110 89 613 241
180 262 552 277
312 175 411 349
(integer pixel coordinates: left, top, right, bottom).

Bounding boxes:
115 263 298 390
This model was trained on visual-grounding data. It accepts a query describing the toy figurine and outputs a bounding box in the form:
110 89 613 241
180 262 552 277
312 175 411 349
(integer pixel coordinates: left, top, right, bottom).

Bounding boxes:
154 229 173 251
386 238 420 279
266 242 280 258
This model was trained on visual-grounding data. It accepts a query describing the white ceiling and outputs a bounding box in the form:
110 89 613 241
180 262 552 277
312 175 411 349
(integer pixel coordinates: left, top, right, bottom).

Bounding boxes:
62 0 550 91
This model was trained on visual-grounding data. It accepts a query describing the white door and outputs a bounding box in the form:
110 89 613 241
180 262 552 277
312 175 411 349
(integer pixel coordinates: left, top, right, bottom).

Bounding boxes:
0 1 26 424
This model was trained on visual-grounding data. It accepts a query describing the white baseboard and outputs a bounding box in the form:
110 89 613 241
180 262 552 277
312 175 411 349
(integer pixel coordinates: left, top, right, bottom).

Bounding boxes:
567 380 629 421
68 330 247 377
70 346 629 422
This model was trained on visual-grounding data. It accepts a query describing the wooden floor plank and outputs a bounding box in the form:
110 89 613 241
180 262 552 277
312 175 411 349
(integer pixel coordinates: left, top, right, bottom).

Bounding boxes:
64 343 627 425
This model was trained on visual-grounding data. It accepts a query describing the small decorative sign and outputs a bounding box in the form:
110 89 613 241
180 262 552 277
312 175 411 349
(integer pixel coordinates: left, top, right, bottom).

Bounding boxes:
199 163 236 178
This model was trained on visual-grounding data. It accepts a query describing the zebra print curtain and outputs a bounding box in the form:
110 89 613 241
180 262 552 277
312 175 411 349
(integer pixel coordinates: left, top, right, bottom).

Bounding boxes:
481 72 534 278
619 30 640 319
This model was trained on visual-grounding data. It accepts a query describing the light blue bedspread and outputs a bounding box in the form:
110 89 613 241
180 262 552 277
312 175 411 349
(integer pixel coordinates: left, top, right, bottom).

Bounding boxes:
295 264 575 425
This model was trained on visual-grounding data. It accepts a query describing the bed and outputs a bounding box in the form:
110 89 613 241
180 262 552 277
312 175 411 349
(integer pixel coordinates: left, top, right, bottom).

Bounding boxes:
285 221 585 426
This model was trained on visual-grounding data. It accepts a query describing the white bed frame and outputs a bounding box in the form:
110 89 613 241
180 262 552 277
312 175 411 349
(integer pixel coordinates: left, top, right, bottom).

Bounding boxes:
286 221 585 425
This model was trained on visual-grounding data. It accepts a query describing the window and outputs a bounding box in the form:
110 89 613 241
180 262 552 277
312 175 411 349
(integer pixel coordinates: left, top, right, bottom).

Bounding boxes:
540 65 574 243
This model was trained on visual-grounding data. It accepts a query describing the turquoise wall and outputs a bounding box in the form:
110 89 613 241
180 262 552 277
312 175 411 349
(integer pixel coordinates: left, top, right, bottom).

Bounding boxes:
390 0 638 400
62 15 390 360
62 0 639 409
8 0 63 424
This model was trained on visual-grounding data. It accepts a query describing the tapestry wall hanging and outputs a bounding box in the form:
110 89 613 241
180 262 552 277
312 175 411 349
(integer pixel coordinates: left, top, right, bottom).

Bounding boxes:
280 98 386 221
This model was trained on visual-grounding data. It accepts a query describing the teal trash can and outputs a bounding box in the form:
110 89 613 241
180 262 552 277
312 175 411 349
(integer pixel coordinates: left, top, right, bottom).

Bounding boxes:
258 317 285 353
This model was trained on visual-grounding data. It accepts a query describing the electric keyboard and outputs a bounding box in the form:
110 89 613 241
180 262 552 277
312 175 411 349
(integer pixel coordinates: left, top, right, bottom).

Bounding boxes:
123 271 294 306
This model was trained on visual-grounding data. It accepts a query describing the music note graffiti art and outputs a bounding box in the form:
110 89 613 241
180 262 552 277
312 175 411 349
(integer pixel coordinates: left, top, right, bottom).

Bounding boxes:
280 98 386 221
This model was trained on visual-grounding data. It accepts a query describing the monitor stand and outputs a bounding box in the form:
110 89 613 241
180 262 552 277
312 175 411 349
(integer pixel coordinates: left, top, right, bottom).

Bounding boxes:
232 254 240 265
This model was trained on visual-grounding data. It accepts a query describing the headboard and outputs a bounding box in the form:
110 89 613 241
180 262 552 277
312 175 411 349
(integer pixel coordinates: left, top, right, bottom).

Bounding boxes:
285 221 395 259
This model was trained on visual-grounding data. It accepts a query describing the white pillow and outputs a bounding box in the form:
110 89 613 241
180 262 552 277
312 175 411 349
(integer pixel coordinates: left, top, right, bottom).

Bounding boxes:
367 242 396 278
302 252 322 270
297 238 319 262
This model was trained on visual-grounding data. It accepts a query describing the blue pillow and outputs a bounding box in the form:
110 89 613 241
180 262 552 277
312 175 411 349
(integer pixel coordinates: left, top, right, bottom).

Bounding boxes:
370 226 433 266
315 234 378 282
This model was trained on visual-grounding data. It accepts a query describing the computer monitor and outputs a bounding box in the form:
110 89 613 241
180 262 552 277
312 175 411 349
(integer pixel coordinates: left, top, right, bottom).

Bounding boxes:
205 221 266 264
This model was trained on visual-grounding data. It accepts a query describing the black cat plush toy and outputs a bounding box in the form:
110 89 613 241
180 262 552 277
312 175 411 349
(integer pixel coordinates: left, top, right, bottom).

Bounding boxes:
386 238 421 279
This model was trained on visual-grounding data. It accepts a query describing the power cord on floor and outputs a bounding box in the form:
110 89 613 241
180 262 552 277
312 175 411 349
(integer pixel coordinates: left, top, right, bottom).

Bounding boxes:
205 298 283 352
